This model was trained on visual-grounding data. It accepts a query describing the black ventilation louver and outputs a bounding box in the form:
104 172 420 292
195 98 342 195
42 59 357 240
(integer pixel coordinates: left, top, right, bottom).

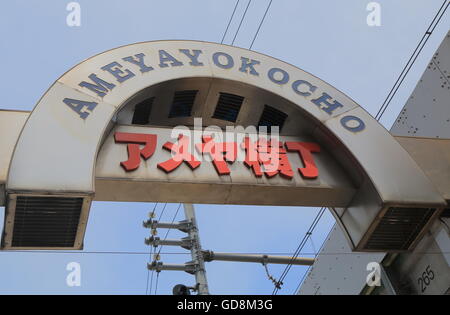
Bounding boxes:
10 196 84 248
212 93 244 122
441 208 450 218
168 90 198 118
132 97 154 125
258 105 288 133
364 207 436 251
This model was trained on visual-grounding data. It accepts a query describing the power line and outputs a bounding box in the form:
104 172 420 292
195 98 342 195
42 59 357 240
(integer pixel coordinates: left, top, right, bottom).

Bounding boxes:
288 2 450 295
148 202 168 294
221 0 240 44
146 244 155 295
156 203 183 257
273 207 325 294
232 0 252 46
1 250 448 255
4 3 448 296
293 220 335 294
157 203 167 221
375 0 449 121
272 207 326 295
154 271 160 295
145 202 168 295
144 204 210 294
150 203 182 295
145 202 159 295
249 0 273 50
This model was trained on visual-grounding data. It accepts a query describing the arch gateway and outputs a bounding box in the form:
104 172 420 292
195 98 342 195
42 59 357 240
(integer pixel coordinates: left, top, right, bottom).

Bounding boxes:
0 41 446 252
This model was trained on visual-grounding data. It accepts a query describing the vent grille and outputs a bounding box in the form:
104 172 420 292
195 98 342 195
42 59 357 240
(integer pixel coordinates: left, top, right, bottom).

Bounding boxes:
365 207 436 251
258 105 288 133
212 93 244 122
11 196 83 248
441 208 450 218
168 90 198 118
132 97 154 125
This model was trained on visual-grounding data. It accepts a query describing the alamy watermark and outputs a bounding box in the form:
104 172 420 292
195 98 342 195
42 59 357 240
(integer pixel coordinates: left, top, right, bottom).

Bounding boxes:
169 118 281 166
66 2 81 27
366 2 381 27
66 262 81 287
366 262 381 287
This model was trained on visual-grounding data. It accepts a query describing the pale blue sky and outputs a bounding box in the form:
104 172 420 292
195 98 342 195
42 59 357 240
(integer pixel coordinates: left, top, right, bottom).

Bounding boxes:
0 0 449 294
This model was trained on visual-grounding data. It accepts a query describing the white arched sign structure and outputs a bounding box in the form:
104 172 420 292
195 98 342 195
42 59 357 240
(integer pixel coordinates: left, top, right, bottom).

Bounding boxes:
1 41 445 251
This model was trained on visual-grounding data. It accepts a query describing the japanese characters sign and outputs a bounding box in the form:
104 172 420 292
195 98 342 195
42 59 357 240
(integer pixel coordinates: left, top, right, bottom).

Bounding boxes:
95 125 356 207
114 131 321 180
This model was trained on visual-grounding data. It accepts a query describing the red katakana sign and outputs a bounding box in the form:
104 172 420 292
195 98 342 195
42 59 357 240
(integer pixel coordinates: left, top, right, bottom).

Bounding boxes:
115 132 320 180
114 132 157 171
158 134 201 172
196 136 237 175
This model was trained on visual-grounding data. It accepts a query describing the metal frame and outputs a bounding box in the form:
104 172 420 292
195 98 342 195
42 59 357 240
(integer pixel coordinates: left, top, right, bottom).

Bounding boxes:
2 193 92 250
0 40 446 252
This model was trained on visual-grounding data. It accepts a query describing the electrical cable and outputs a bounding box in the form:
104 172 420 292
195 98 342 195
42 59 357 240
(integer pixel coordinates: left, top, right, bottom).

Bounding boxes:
157 203 167 221
272 207 326 295
1 250 447 255
249 0 273 50
221 0 240 44
5 1 448 296
156 203 183 257
288 2 450 295
151 203 182 295
375 0 449 121
146 244 155 295
292 220 335 294
231 0 252 46
145 202 158 295
154 270 160 295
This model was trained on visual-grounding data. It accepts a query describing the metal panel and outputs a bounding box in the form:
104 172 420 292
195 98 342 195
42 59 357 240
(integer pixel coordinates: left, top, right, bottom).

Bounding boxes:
299 219 450 295
325 106 443 207
0 110 29 205
435 224 450 267
7 82 118 193
2 194 91 250
300 30 450 294
391 31 450 138
385 220 450 295
298 224 385 295
377 28 450 288
394 137 450 202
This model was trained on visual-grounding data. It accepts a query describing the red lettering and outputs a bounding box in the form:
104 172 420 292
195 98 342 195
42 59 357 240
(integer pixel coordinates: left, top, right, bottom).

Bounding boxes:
195 136 237 175
285 142 320 179
114 132 157 172
158 134 201 172
241 137 294 179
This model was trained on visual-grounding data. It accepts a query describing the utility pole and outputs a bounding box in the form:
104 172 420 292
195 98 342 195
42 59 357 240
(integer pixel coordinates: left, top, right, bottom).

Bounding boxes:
183 204 209 295
144 203 210 295
144 204 315 295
